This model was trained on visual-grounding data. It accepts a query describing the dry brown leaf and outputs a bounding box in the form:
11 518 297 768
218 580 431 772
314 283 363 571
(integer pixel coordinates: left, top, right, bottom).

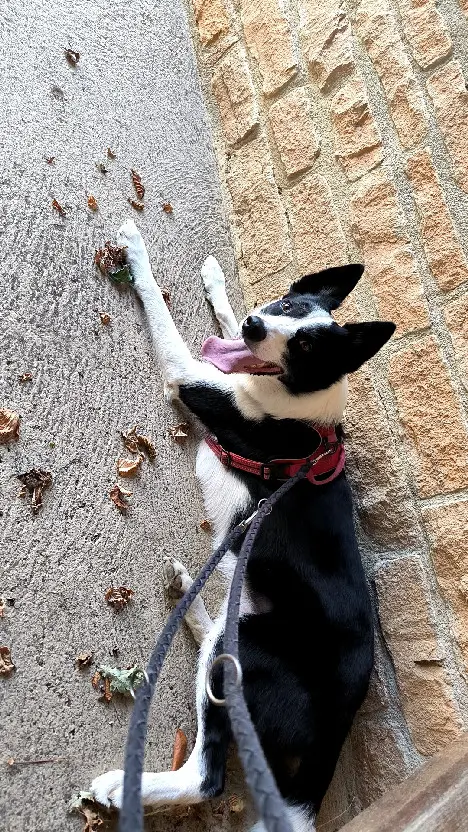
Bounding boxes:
18 372 32 383
107 147 116 159
64 48 80 66
162 202 173 213
135 434 156 461
228 794 245 813
94 242 131 284
95 162 108 174
128 197 144 212
161 289 171 308
121 427 156 460
171 729 188 771
80 802 104 832
87 195 98 211
45 156 55 164
17 469 52 513
99 312 111 326
200 519 211 532
52 198 66 217
0 409 20 443
75 652 93 669
130 169 145 200
168 422 189 443
91 670 102 691
109 484 132 512
0 646 15 675
104 586 134 612
117 455 143 478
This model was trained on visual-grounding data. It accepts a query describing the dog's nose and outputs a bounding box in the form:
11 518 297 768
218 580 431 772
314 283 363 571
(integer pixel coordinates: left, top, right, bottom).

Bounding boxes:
242 315 267 342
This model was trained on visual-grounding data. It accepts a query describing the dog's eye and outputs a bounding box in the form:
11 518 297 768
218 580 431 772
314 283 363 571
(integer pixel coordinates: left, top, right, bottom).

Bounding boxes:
281 299 292 312
299 339 312 352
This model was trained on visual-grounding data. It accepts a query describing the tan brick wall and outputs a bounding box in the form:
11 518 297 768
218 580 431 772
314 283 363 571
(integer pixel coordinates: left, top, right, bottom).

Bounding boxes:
186 0 468 825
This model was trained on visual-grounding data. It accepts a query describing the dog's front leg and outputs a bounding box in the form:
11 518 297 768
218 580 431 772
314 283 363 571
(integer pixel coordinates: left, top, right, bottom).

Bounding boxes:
117 220 228 400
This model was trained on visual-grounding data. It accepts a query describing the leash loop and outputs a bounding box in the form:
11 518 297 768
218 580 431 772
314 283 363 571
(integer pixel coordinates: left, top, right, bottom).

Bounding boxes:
205 653 243 706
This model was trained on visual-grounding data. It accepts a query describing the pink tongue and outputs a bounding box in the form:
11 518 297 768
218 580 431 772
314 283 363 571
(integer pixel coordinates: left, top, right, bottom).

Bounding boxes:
202 336 281 375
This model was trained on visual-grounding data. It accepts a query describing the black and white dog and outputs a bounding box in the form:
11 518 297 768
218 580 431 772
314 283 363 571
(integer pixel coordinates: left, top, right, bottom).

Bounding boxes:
89 219 395 830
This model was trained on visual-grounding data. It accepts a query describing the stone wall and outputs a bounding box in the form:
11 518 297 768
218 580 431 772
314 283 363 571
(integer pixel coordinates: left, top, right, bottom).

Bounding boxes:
185 0 468 826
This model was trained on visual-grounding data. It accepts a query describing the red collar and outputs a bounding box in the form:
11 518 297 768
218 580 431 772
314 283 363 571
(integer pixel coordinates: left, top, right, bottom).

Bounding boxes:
205 425 345 486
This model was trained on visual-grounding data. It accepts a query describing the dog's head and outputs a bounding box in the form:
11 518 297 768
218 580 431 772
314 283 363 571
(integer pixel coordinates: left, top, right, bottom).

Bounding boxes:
241 264 395 393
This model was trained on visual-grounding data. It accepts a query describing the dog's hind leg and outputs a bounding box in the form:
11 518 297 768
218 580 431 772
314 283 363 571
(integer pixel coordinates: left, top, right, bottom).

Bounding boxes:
90 617 230 811
201 255 239 339
163 556 213 646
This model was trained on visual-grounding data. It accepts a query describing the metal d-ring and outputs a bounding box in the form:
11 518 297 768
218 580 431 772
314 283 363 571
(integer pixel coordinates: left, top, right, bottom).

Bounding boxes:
205 653 243 707
129 669 150 700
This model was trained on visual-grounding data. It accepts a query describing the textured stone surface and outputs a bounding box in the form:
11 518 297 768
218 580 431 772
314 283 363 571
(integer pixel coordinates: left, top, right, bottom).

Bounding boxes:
395 0 453 69
354 0 428 149
286 173 348 273
330 76 383 181
351 720 413 807
406 149 468 291
211 44 259 144
388 337 468 497
192 0 231 45
268 87 320 177
226 135 291 282
300 0 355 90
445 294 468 387
350 168 429 333
0 1 253 831
427 61 468 194
375 557 463 755
423 502 468 672
240 0 298 95
344 367 422 550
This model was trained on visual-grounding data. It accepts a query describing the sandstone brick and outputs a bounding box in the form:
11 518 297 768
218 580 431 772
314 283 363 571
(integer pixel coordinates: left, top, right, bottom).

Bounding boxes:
344 366 422 550
351 720 412 807
406 149 468 291
423 501 468 672
354 0 428 149
211 45 259 145
192 0 231 45
286 174 347 274
300 0 355 90
427 61 468 194
445 294 468 387
388 336 468 497
240 267 295 309
330 76 383 181
240 0 298 96
226 135 291 283
268 88 320 177
375 556 463 755
350 168 429 333
395 0 452 69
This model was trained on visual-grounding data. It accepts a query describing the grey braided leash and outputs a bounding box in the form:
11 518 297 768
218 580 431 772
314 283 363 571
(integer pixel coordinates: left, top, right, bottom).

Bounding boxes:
119 455 328 832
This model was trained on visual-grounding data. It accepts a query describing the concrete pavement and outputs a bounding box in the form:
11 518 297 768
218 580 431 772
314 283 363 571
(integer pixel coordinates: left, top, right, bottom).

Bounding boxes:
0 0 251 829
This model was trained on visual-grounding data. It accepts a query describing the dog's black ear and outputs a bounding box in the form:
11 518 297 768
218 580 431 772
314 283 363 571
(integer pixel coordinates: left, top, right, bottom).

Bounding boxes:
342 322 396 372
290 264 364 310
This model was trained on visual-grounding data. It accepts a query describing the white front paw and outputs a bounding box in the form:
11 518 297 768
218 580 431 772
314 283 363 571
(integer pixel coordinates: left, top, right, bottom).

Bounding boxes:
201 255 225 300
116 219 152 287
90 769 124 809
